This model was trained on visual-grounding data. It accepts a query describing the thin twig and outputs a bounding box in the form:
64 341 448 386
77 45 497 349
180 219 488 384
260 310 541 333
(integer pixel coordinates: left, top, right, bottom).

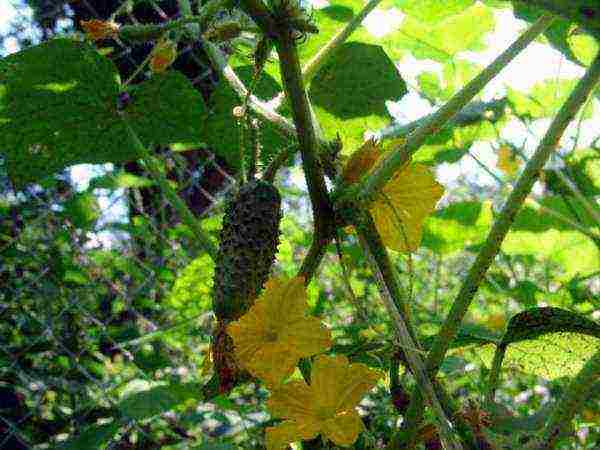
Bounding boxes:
202 40 298 138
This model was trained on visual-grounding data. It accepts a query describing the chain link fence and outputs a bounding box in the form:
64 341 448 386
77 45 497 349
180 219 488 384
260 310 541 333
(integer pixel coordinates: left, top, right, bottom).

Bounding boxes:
0 1 280 448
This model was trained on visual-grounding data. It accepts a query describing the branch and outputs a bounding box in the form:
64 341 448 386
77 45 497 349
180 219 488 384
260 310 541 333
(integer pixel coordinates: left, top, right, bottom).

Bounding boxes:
397 50 600 446
353 211 463 450
341 13 554 205
125 124 218 260
273 30 334 237
118 0 227 41
367 98 507 143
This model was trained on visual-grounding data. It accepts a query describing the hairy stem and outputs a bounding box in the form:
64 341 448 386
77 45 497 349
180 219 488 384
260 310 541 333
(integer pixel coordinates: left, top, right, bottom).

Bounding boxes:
354 212 463 450
273 30 334 238
119 0 226 41
397 50 600 447
344 13 554 205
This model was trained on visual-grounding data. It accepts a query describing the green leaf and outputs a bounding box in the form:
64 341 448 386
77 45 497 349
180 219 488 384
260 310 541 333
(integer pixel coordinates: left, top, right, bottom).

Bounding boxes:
383 3 495 62
480 307 600 380
309 42 407 154
508 78 592 119
396 0 475 23
0 38 127 187
53 422 119 450
202 66 289 172
166 253 215 319
503 229 598 280
124 71 205 149
568 32 600 66
61 192 101 229
422 201 494 254
502 307 600 344
118 381 201 420
0 39 205 188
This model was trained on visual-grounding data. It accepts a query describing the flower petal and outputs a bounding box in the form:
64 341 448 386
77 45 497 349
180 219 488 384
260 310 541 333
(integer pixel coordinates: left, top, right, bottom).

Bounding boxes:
263 276 307 327
266 420 319 450
284 316 332 356
310 355 352 413
321 410 364 446
310 355 382 413
371 163 444 252
242 345 299 386
267 380 314 420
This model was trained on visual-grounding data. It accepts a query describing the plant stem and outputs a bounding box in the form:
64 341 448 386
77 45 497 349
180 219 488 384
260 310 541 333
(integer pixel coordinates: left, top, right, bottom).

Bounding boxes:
353 211 463 450
273 29 334 239
533 348 600 450
202 41 298 139
345 13 554 205
119 0 226 41
298 235 332 285
396 50 600 447
125 123 218 260
301 0 383 84
485 344 507 403
368 98 507 143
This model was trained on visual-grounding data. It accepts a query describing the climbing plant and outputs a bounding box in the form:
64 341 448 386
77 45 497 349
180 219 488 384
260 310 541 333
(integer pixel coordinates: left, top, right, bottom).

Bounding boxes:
1 0 599 449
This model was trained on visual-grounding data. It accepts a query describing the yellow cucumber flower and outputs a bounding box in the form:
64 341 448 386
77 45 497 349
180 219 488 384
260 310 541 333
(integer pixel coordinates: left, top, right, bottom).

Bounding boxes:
227 276 332 386
342 138 444 253
266 354 383 449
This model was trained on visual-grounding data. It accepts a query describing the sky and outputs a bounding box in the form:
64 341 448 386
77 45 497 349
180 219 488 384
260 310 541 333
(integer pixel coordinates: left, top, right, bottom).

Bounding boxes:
1 0 599 246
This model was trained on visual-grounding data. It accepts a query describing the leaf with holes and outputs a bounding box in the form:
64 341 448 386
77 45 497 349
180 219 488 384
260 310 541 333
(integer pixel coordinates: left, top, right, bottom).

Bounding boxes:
478 307 600 381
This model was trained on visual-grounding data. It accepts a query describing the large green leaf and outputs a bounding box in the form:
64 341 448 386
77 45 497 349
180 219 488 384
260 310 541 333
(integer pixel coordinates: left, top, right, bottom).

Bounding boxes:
0 38 125 187
0 38 206 187
381 3 495 62
422 201 494 254
118 381 202 420
395 0 475 23
124 71 206 149
308 41 407 154
478 307 600 380
507 78 593 119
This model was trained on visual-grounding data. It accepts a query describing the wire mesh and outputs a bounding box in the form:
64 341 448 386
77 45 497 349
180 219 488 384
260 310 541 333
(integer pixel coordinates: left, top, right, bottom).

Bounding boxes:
0 1 266 448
